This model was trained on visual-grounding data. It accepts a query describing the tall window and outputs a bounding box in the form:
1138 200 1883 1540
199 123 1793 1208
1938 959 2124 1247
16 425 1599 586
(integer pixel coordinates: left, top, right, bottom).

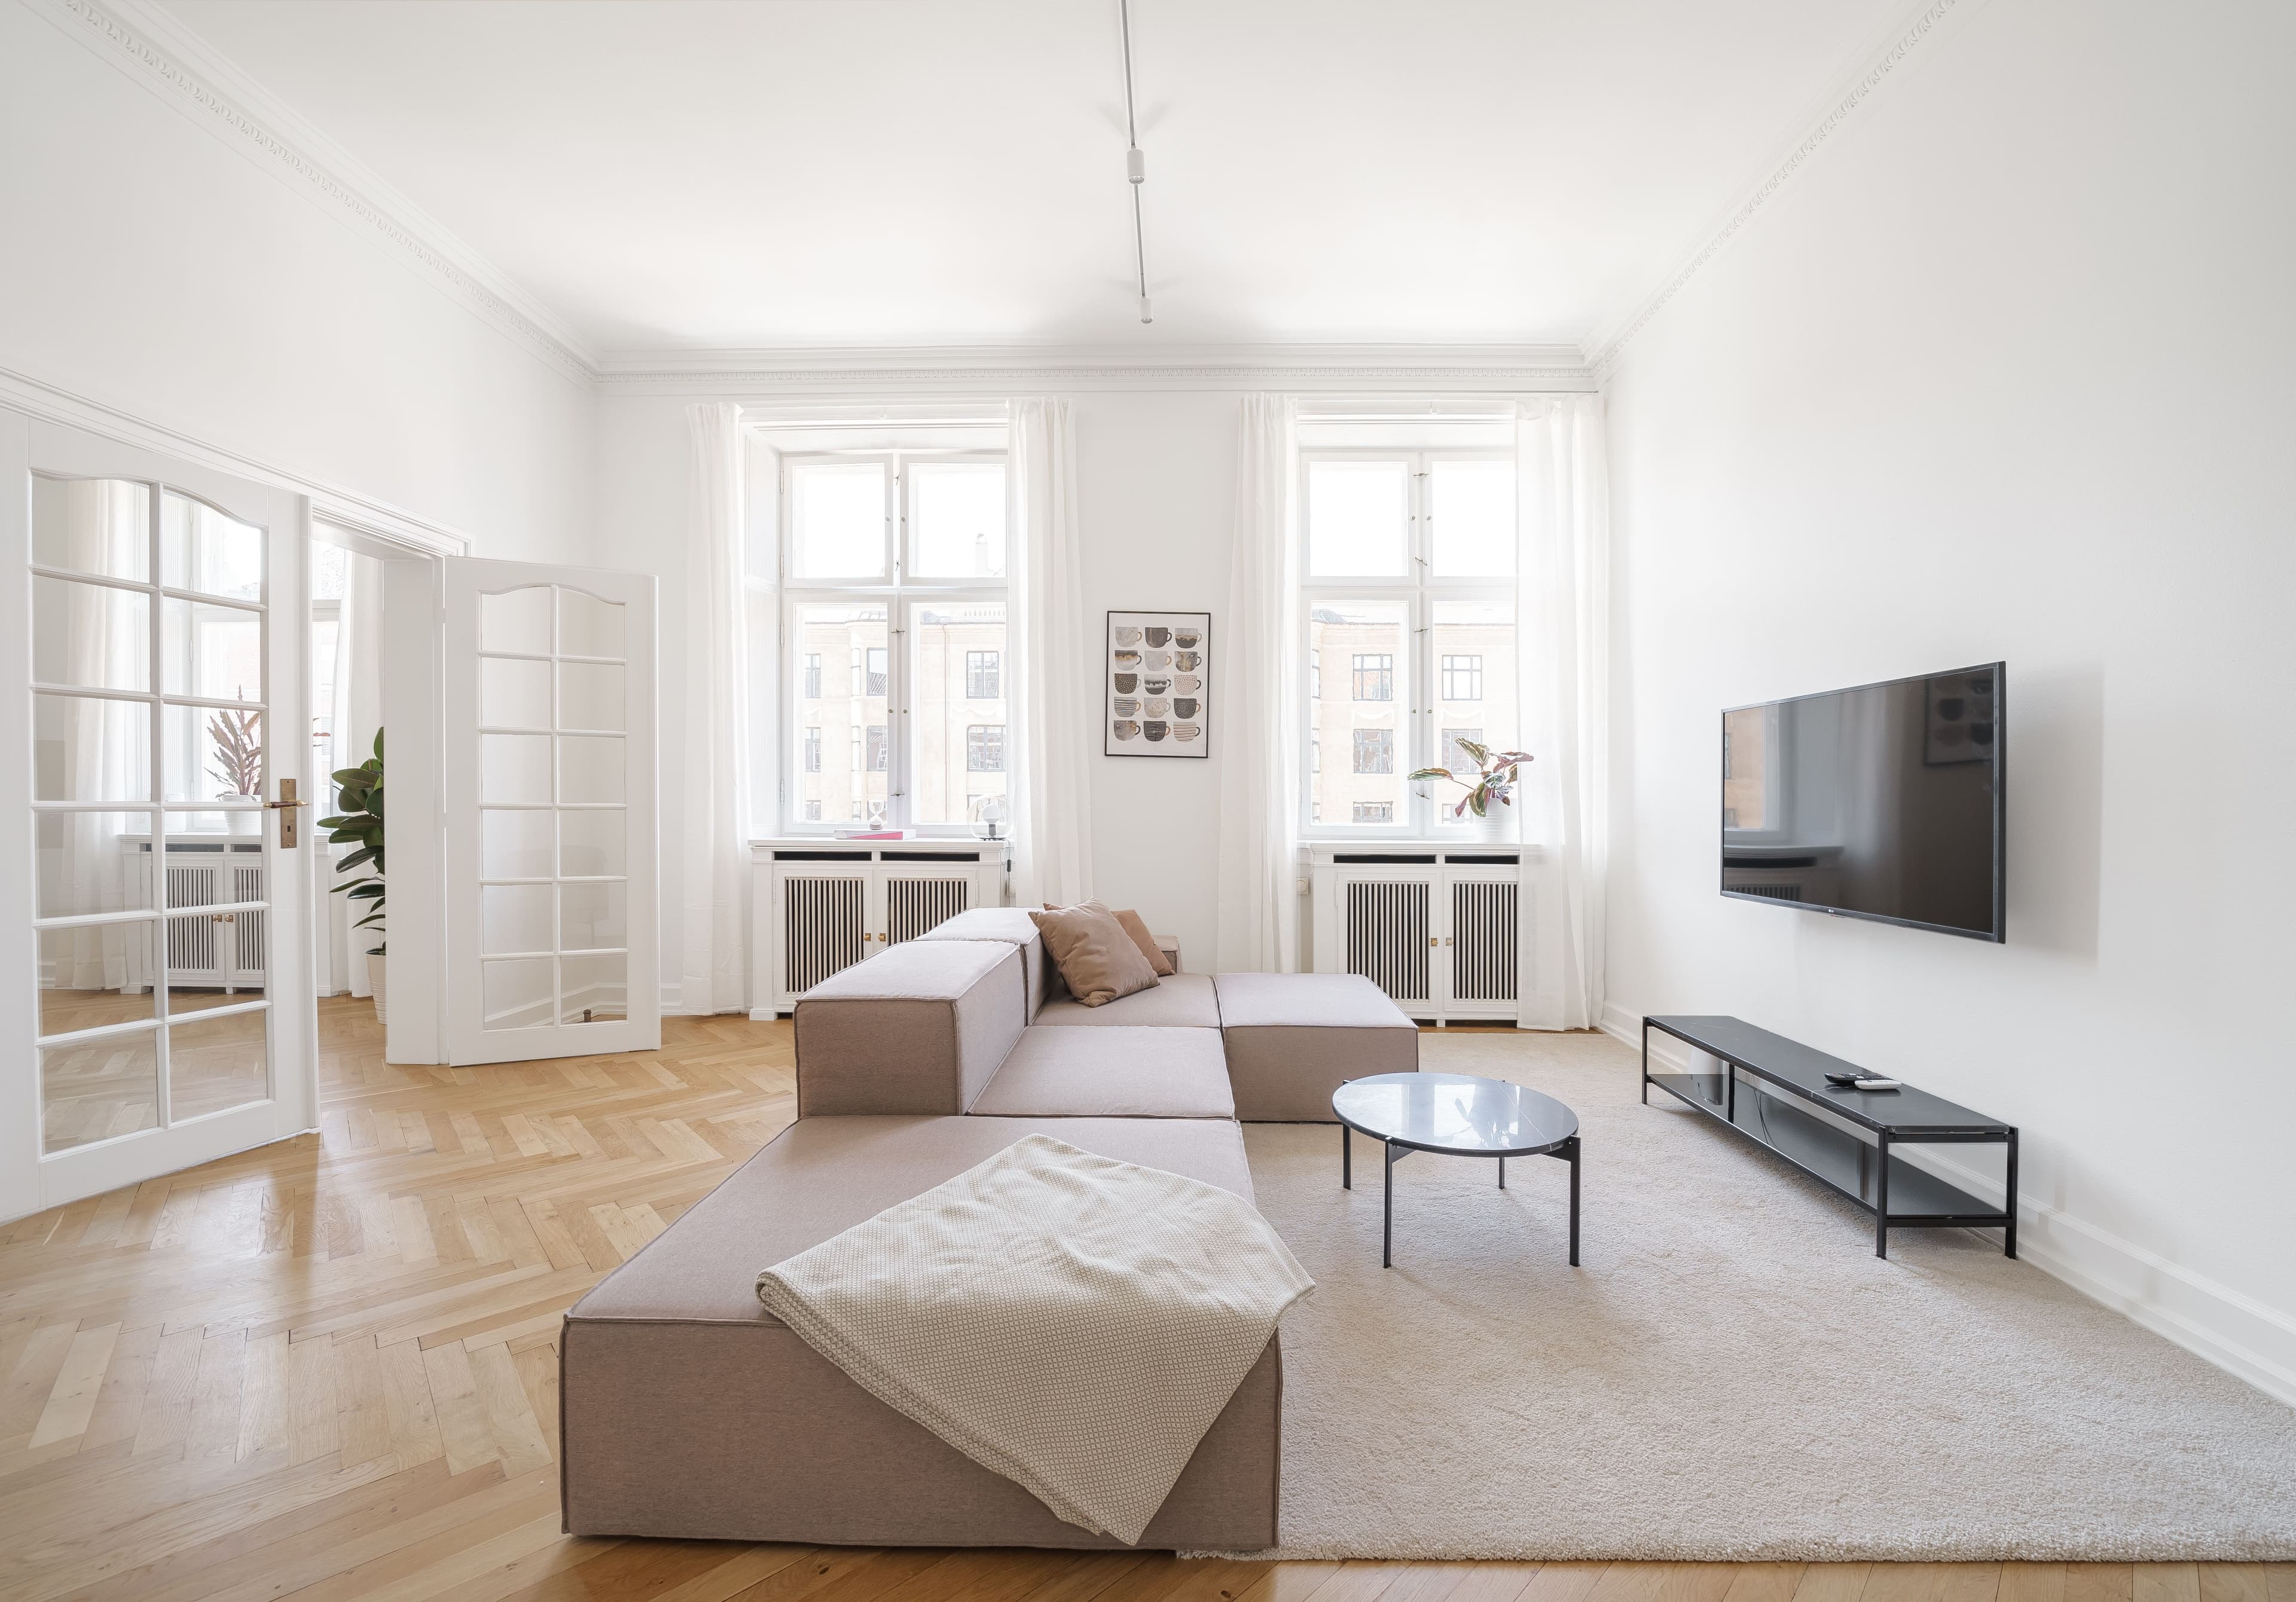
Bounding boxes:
1302 447 1517 833
782 450 1009 833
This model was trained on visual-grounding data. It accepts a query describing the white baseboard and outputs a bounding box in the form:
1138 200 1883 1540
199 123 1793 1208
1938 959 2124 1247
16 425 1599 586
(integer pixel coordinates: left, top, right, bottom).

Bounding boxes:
1599 999 2296 1409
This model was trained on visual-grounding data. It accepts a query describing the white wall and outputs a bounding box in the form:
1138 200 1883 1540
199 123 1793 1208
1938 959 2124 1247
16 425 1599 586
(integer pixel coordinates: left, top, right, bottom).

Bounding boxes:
596 387 1247 998
1602 0 2296 1397
0 0 594 557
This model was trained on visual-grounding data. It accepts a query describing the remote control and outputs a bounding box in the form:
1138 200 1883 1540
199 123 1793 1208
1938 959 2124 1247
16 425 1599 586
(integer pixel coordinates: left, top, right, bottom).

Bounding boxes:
1852 1077 1902 1092
1822 1070 1861 1087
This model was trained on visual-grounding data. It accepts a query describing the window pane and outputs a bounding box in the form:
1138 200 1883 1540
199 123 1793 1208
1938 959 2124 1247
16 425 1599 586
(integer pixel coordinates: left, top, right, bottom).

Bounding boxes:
162 597 262 702
482 808 553 878
164 704 264 805
483 885 554 955
560 736 626 805
39 922 157 1037
558 588 627 659
561 881 627 952
1306 460 1409 576
34 577 149 692
560 953 627 1023
481 733 552 805
1430 601 1518 831
42 1027 159 1153
792 604 888 828
37 809 152 919
33 475 149 582
911 461 1006 578
481 656 552 730
1306 602 1405 827
791 462 888 579
481 586 552 655
160 493 262 602
167 1007 269 1123
910 601 1006 828
35 694 151 803
560 809 625 878
1430 460 1516 577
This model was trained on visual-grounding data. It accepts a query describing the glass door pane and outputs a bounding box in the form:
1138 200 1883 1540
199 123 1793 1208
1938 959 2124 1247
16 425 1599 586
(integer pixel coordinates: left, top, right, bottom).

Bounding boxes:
475 583 630 1033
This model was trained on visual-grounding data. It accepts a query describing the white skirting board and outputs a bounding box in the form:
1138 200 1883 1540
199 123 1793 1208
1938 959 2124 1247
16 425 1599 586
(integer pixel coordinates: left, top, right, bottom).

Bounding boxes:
1604 1001 2296 1410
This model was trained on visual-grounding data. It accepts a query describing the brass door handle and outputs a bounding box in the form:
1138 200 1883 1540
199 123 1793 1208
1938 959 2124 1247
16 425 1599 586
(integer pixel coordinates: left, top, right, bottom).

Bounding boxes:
268 779 309 848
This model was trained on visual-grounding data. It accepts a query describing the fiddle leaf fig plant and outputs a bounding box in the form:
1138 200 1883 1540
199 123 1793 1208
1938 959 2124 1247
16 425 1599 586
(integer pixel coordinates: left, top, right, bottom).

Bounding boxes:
1409 739 1535 820
320 729 386 956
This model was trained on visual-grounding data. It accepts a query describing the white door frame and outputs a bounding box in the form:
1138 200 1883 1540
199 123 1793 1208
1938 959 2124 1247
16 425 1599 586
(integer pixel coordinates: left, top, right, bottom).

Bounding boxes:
2 411 316 1222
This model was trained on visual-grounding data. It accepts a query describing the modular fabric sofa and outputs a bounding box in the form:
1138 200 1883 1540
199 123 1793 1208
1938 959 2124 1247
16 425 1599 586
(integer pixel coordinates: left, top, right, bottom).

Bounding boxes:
561 908 1417 1550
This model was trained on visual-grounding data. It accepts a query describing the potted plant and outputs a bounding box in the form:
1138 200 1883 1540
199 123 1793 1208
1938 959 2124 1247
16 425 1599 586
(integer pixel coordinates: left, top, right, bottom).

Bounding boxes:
322 730 387 1020
1410 740 1534 841
207 699 264 834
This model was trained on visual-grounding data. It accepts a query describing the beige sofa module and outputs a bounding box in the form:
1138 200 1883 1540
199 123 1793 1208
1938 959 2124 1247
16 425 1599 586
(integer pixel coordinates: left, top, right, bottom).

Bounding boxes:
560 1113 1280 1551
1034 971 1221 1029
1214 972 1419 1122
917 907 1061 1020
967 1027 1235 1119
793 939 1022 1116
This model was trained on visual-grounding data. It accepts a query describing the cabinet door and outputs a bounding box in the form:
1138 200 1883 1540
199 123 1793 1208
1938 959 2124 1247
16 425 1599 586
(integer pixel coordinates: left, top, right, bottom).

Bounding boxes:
778 870 871 1002
1337 874 1433 1009
1445 873 1520 1017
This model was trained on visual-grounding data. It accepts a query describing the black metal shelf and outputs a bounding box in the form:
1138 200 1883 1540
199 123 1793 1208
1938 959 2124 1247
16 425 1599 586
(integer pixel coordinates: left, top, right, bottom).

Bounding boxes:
1641 1018 2019 1259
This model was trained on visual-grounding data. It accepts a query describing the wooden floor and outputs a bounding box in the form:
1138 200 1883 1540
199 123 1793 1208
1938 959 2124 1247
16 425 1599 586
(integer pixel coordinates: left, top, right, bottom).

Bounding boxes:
1 1000 2287 1601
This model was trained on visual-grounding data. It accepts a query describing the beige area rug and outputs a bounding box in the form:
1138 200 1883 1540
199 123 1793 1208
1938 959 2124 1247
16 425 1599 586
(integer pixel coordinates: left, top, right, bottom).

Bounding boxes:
1231 1030 2296 1561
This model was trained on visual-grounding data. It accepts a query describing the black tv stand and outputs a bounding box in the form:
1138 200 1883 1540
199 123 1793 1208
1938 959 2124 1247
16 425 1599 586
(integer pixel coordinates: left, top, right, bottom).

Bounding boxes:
1641 1016 2018 1259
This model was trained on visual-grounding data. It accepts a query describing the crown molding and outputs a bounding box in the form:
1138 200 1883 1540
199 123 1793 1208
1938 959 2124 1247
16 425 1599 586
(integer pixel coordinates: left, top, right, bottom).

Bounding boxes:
35 0 597 387
1 360 471 557
1585 0 1986 381
595 343 1596 397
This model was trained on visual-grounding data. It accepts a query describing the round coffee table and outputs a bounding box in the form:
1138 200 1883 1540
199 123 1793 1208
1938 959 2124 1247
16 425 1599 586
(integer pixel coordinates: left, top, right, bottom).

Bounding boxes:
1332 1072 1581 1268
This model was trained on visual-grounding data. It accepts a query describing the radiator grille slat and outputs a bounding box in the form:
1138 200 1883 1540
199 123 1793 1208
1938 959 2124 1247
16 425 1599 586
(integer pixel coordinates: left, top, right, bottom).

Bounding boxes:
886 877 969 945
784 876 868 994
1451 879 1519 1002
1344 880 1430 1003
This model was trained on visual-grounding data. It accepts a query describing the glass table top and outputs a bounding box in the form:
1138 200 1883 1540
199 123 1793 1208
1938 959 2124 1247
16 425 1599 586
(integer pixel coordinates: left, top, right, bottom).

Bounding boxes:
1331 1072 1578 1156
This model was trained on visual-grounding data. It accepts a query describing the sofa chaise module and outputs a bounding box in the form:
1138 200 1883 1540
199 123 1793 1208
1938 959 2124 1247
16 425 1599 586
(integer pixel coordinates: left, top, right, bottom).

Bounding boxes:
560 909 1418 1550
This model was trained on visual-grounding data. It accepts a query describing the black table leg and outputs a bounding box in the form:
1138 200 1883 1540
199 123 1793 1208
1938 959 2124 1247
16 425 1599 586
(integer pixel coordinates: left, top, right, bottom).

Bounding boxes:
1568 1136 1580 1267
1342 1123 1351 1191
2004 1128 2019 1259
1498 1155 1506 1190
1383 1140 1396 1268
1875 1131 1891 1259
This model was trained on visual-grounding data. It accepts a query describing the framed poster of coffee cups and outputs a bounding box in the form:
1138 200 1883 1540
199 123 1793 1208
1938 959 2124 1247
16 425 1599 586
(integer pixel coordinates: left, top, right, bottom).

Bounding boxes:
1106 610 1209 757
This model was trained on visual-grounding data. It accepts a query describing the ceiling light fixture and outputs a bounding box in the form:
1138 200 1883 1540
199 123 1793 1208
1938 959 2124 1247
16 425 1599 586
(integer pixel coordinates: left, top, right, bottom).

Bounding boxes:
1118 0 1151 325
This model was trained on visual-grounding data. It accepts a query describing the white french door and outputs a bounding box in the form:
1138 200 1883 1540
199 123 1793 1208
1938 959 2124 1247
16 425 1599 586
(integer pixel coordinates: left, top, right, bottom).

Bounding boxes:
440 557 658 1065
1 414 316 1222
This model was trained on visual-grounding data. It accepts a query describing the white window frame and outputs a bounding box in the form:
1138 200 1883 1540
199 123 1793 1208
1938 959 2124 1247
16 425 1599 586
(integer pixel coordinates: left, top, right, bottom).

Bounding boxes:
778 448 1010 837
1299 446 1516 840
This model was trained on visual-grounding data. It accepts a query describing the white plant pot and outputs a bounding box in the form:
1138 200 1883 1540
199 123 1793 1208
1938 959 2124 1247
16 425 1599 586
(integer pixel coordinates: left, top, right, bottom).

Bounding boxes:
224 795 262 835
368 955 389 1025
1465 805 1513 843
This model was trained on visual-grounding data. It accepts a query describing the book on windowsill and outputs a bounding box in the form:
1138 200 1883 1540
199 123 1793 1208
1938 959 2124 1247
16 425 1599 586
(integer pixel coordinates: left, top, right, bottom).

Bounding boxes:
836 828 906 840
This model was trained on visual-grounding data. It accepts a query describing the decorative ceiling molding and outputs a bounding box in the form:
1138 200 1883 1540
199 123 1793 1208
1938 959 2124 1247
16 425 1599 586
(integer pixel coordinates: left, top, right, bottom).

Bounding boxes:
40 0 597 387
1585 0 1977 381
596 344 1596 396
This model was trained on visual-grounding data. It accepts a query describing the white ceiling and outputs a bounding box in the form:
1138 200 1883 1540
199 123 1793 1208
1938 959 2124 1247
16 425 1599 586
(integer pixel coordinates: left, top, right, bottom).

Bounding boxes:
154 0 1909 357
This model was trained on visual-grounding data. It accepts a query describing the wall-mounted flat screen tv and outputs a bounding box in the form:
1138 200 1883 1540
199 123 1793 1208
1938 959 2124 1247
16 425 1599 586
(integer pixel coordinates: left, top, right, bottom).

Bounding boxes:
1721 663 2004 941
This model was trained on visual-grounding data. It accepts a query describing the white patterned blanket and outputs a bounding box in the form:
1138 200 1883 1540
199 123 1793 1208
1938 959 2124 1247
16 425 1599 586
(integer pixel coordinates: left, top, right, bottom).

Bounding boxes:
755 1132 1312 1543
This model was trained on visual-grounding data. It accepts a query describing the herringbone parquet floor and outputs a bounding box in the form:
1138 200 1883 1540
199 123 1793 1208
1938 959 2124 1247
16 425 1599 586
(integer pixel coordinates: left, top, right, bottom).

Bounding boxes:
1 998 2288 1602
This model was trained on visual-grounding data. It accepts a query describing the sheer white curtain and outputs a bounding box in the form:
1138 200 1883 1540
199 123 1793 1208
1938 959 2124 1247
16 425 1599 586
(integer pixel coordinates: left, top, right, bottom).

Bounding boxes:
1214 394 1301 972
1515 394 1610 1030
1009 398 1093 909
56 481 147 992
332 548 384 995
681 402 754 1014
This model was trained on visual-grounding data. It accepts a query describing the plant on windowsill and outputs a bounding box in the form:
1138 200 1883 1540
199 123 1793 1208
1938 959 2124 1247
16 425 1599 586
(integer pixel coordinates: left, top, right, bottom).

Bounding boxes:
1410 740 1534 841
321 729 387 1022
207 695 264 836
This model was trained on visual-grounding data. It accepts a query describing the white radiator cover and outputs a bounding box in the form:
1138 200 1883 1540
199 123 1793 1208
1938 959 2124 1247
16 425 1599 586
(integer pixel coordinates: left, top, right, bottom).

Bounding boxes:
751 840 1009 1017
1306 845 1540 1025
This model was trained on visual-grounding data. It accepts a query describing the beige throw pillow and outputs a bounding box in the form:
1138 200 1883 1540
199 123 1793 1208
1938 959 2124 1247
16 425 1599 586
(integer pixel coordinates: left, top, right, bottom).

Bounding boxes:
1045 903 1174 978
1031 901 1161 1007
1113 908 1177 977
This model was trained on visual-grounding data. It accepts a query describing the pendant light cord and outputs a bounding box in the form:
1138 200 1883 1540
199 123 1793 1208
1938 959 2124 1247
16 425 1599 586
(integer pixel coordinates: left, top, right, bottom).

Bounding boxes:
1119 0 1151 323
